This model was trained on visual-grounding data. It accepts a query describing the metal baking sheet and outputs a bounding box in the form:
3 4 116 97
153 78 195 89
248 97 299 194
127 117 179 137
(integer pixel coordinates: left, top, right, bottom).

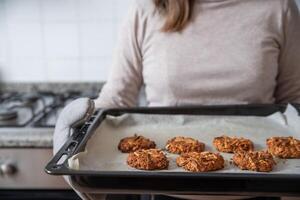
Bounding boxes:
68 105 300 175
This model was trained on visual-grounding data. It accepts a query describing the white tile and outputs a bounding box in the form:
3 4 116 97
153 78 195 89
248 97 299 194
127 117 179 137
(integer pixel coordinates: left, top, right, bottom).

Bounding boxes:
46 59 81 81
0 30 7 59
0 1 8 60
44 23 79 58
0 62 9 81
81 57 111 81
0 0 137 83
7 23 43 57
78 0 114 21
0 65 14 82
0 53 7 64
296 0 300 9
41 0 78 22
115 0 132 20
0 1 6 22
4 0 40 22
80 22 114 57
1 58 46 82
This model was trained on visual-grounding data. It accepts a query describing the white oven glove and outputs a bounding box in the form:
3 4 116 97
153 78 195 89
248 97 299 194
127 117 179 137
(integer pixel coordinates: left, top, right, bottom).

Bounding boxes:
53 97 95 154
53 98 107 200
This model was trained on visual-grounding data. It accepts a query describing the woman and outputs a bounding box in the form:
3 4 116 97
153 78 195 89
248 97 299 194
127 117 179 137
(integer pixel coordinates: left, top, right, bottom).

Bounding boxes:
54 0 300 199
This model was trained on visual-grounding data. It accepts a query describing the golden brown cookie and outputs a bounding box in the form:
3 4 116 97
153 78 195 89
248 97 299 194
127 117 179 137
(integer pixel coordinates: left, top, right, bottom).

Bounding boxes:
232 151 275 172
176 151 224 172
165 136 205 154
127 149 169 170
213 135 254 153
266 137 300 158
118 134 156 153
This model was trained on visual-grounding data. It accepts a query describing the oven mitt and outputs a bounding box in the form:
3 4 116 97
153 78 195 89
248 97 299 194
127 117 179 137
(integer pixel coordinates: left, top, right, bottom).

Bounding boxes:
53 98 107 200
53 97 95 154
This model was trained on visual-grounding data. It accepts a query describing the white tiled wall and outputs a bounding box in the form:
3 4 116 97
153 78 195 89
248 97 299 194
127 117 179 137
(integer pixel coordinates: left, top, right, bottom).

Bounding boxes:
0 0 132 82
0 0 299 83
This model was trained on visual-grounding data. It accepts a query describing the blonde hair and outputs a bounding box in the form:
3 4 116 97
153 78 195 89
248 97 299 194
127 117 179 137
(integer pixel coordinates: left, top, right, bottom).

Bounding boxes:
153 0 195 32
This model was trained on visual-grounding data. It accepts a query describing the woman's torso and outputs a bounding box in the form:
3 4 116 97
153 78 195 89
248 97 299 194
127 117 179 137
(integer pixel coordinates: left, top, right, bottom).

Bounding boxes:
140 0 284 106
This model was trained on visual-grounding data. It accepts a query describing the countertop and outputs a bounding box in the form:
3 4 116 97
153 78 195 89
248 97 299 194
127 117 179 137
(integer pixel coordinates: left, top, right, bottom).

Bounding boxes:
0 128 53 148
0 82 104 93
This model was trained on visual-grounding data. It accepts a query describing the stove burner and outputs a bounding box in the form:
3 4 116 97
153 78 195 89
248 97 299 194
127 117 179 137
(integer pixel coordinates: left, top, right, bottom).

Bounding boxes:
21 93 40 107
0 89 99 127
23 93 39 102
0 93 15 103
0 108 18 121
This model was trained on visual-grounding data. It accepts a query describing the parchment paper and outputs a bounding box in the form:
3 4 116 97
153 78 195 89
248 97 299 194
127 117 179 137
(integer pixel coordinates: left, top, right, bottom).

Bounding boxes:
68 105 300 174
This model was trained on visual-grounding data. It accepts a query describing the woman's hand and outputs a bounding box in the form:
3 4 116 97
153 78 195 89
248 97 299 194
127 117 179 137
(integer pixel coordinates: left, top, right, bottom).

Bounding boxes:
53 97 95 154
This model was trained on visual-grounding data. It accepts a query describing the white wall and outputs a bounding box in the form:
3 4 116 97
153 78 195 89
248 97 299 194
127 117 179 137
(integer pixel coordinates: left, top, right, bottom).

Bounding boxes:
0 0 299 83
0 0 132 82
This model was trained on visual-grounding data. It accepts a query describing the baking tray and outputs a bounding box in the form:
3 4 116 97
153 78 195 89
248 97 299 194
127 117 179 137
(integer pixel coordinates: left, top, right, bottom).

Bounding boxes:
45 104 300 196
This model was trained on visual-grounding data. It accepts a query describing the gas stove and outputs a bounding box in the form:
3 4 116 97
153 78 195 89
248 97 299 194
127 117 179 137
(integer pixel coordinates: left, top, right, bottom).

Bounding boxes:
0 85 100 192
0 90 99 128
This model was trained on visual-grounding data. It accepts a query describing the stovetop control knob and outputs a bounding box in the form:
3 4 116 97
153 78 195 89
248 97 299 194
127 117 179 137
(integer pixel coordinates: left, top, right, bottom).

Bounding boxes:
0 163 17 176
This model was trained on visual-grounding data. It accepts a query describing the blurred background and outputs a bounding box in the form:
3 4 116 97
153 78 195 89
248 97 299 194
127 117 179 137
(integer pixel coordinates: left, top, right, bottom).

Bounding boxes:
0 0 297 83
0 0 132 83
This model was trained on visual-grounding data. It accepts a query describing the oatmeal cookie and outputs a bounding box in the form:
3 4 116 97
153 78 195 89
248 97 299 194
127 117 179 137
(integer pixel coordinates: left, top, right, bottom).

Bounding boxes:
213 135 254 153
165 136 205 154
118 134 156 153
176 151 224 172
266 137 300 158
127 149 169 170
232 151 275 172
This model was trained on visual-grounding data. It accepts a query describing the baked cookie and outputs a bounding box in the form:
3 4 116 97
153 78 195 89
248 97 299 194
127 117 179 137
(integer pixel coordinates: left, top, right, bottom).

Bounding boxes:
213 135 254 153
176 151 224 172
232 151 275 172
127 149 169 170
266 137 300 158
166 136 205 154
118 134 156 153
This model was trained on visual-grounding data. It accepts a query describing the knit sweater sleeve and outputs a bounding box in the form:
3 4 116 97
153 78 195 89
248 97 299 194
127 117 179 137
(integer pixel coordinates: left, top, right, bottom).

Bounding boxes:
275 0 300 103
94 1 145 109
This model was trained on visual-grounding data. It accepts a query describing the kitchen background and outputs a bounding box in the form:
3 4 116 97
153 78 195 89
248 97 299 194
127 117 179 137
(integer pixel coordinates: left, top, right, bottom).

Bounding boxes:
0 0 299 83
0 0 132 83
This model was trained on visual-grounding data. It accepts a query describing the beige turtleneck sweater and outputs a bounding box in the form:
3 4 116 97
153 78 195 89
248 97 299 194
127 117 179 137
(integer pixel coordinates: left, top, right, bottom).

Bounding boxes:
95 0 300 109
